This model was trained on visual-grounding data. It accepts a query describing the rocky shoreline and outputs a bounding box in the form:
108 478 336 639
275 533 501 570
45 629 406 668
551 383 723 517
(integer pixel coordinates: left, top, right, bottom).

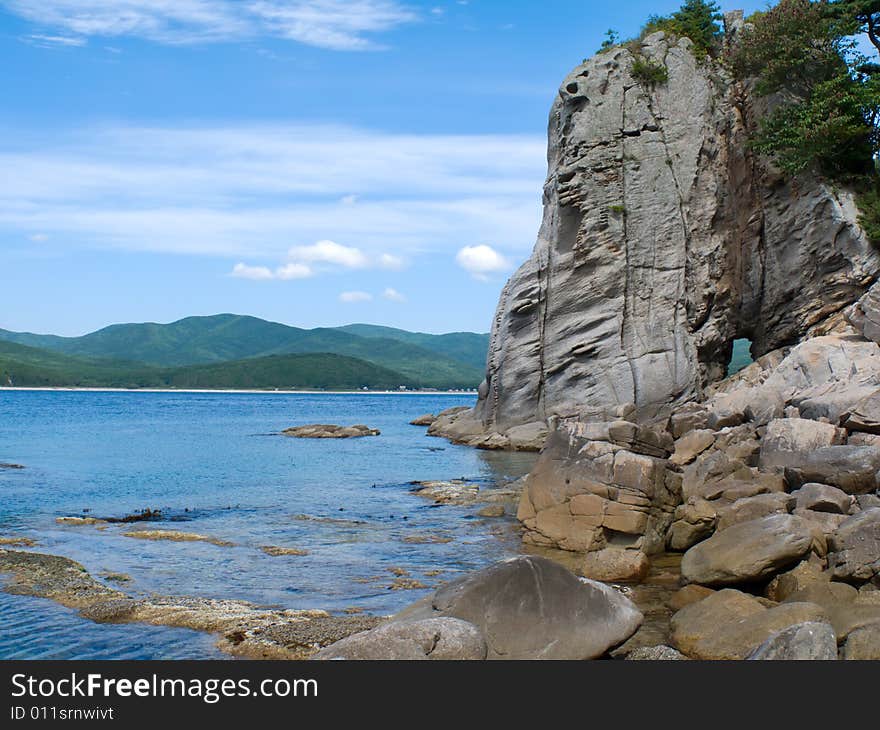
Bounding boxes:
0 548 381 659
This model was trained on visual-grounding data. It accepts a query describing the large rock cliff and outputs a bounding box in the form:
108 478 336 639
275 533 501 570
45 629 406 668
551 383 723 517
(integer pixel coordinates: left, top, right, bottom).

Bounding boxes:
469 25 879 436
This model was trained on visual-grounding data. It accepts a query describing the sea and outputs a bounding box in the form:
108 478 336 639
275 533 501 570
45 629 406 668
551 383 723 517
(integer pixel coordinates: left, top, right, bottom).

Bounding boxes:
0 390 536 660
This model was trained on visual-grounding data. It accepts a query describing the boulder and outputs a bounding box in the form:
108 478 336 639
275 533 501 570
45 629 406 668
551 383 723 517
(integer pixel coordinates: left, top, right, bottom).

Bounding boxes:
782 446 880 494
670 589 828 660
764 557 829 602
420 556 643 659
409 413 436 426
670 406 710 439
579 548 650 583
313 618 487 660
791 483 852 514
827 508 880 584
667 497 717 551
281 424 380 439
668 585 715 612
842 622 880 659
841 392 880 435
681 514 813 586
670 429 715 467
714 492 794 532
847 279 880 344
757 418 846 471
747 622 838 660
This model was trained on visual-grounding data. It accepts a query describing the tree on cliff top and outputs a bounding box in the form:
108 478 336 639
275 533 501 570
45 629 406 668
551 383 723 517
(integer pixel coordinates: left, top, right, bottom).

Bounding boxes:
643 0 723 58
730 0 880 238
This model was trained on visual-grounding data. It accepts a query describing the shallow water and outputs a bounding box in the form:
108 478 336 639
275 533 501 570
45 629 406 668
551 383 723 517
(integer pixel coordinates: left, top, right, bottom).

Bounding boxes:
0 390 536 659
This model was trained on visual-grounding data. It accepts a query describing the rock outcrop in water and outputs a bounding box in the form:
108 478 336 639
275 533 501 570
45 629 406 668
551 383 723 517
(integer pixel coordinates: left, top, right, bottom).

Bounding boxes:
434 16 879 446
431 14 880 621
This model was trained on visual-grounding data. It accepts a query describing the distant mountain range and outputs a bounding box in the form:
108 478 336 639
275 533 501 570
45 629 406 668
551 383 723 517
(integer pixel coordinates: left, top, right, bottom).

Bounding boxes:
0 314 489 390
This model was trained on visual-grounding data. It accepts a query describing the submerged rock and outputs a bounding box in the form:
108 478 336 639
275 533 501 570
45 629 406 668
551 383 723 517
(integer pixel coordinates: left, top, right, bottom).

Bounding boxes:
282 424 380 438
260 545 309 556
624 645 689 661
121 529 234 547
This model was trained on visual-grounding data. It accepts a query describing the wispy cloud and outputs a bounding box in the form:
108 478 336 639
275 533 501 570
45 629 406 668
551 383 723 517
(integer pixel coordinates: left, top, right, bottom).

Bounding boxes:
456 244 511 281
3 0 417 51
249 0 417 51
23 33 88 48
0 123 545 265
382 287 406 302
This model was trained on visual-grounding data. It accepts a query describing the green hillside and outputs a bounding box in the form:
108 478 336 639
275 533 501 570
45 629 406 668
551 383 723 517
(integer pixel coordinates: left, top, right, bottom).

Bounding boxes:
0 340 421 390
336 323 489 371
0 340 165 388
0 314 486 388
165 353 407 390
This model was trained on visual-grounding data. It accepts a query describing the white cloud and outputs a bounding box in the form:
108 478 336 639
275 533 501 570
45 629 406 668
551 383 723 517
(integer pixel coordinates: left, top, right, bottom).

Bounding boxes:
275 261 314 279
29 233 49 242
383 287 406 302
231 262 275 280
3 0 417 51
339 290 373 303
378 253 405 270
231 260 312 280
289 239 369 269
0 124 545 268
456 244 511 281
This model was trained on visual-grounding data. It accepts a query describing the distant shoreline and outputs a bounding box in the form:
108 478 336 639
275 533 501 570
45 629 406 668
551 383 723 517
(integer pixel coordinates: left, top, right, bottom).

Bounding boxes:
0 386 478 396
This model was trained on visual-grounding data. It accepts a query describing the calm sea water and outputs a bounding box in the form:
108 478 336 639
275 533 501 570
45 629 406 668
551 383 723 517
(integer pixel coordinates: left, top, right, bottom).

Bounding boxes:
0 390 535 660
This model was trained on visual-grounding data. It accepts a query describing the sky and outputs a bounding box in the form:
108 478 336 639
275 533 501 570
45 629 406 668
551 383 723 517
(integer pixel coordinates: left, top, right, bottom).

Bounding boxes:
0 0 770 336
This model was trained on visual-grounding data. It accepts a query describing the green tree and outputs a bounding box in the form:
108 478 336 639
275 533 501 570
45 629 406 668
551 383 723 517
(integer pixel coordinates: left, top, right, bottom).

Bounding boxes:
643 0 723 58
829 0 880 54
728 0 851 96
599 28 620 52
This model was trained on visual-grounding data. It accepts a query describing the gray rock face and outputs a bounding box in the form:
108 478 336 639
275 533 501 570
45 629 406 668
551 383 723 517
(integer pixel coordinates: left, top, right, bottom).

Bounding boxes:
681 514 814 586
467 30 878 434
747 621 838 660
420 556 643 659
827 508 880 584
312 617 487 660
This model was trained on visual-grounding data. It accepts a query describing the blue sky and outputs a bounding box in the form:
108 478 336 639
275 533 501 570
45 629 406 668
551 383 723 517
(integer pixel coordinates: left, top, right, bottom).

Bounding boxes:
0 1 769 336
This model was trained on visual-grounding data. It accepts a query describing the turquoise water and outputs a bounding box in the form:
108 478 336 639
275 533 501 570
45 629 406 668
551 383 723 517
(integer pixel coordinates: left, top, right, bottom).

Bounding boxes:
0 390 535 660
